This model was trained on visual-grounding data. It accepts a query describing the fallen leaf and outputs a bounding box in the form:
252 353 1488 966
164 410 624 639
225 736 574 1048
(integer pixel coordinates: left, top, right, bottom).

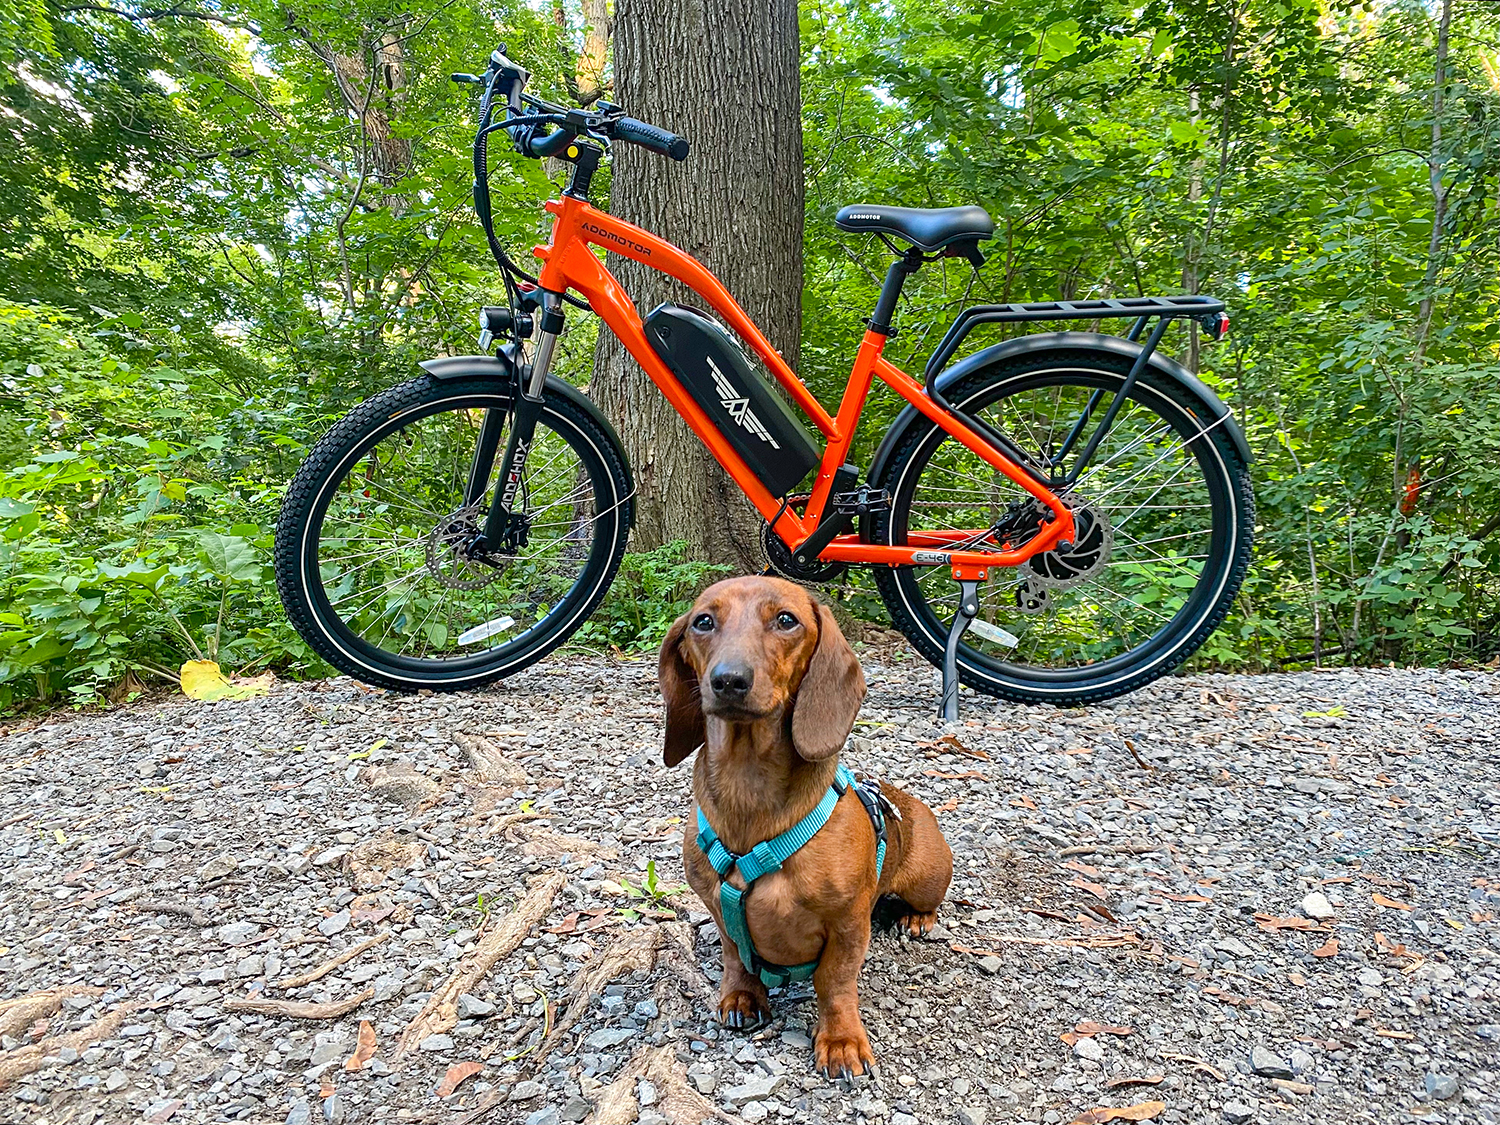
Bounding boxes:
1065 859 1101 878
1011 794 1037 809
436 1060 483 1097
1075 1022 1134 1037
1022 906 1073 922
349 896 395 926
344 1019 376 1071
1373 893 1412 911
934 797 960 813
1254 913 1322 932
1289 972 1307 986
1070 1101 1168 1124
1070 877 1110 899
1156 892 1213 903
179 660 272 702
937 733 988 759
1106 1075 1164 1090
319 1077 336 1099
1312 937 1339 958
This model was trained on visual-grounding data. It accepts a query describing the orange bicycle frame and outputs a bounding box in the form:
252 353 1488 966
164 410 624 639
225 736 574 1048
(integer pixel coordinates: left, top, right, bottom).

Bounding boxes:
533 194 1076 574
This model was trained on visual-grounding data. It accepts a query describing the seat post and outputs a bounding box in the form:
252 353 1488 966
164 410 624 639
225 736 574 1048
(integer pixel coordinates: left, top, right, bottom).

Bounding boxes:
868 248 924 336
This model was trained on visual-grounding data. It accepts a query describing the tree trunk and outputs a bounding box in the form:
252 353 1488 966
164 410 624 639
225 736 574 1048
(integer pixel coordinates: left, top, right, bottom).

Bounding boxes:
591 0 804 570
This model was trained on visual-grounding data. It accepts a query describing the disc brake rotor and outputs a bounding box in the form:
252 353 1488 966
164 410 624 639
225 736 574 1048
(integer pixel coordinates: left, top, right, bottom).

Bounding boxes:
425 502 509 590
1025 503 1113 589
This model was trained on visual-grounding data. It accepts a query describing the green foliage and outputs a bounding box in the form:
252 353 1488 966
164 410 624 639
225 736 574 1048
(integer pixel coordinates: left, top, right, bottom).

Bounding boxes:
801 0 1500 669
576 541 734 651
618 859 689 920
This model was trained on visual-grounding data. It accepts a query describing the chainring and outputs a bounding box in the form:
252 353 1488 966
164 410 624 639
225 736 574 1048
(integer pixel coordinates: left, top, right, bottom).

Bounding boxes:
762 521 848 584
425 503 509 590
1025 503 1113 589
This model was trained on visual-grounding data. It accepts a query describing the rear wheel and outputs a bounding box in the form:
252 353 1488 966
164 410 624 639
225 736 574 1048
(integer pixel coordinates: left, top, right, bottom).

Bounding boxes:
274 374 632 691
869 350 1253 706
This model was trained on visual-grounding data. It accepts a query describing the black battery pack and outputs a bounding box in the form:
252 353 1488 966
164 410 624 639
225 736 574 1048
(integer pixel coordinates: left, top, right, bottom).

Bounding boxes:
643 302 820 498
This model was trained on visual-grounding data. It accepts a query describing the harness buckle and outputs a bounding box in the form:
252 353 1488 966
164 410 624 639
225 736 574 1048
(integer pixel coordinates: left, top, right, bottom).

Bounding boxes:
744 841 783 880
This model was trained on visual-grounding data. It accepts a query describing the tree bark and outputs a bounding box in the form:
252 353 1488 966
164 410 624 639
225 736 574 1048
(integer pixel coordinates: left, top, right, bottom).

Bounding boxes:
591 0 804 570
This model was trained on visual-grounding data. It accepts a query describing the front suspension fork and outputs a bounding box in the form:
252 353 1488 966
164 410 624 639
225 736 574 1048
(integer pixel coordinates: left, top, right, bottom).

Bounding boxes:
470 291 564 549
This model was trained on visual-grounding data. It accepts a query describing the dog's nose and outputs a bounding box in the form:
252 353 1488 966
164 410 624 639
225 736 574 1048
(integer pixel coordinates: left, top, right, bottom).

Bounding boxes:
709 662 754 701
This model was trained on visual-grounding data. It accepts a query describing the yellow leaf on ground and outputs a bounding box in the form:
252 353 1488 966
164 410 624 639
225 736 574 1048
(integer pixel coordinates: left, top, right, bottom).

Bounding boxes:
180 661 272 702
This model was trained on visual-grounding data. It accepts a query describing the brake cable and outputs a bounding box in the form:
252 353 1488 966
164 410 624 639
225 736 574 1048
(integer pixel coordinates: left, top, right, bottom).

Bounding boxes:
471 71 590 319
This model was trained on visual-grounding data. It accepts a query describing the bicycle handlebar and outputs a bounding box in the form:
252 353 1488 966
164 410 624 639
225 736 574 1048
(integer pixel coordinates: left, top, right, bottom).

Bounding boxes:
458 45 690 164
457 44 688 303
611 116 690 162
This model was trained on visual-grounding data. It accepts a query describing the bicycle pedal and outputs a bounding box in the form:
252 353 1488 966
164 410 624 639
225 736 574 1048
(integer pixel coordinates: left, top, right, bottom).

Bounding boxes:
831 485 891 516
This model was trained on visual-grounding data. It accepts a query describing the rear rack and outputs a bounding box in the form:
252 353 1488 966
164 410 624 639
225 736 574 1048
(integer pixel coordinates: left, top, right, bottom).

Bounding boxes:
925 294 1225 383
919 293 1228 493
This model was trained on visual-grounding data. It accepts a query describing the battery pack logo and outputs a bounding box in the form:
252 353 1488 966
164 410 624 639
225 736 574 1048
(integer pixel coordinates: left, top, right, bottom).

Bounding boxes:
707 356 781 450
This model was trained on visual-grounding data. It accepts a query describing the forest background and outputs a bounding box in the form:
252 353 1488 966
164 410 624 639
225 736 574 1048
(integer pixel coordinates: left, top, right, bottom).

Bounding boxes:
1 0 1497 709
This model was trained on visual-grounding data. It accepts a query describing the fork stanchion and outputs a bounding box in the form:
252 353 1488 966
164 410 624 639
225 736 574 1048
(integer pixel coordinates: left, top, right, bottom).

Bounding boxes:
940 579 981 720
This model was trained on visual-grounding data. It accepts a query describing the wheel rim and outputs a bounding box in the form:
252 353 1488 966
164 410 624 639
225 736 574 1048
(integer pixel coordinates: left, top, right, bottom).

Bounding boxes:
887 367 1236 685
300 393 617 675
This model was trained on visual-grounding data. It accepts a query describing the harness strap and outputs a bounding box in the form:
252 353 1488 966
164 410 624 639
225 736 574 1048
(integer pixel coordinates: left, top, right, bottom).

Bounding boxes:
697 764 888 989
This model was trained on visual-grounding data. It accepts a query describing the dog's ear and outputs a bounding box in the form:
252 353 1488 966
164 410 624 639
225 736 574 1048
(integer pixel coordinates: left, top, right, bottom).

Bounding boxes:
658 613 705 767
792 603 866 761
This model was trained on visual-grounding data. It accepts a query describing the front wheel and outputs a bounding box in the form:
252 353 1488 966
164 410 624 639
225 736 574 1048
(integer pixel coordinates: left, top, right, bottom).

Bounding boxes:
274 374 633 691
868 349 1253 706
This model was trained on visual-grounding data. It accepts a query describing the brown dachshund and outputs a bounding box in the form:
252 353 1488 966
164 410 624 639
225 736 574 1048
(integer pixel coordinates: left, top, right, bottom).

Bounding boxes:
659 575 952 1078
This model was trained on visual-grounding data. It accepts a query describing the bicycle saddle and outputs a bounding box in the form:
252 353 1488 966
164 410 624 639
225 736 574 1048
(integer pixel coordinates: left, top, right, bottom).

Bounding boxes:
834 204 995 252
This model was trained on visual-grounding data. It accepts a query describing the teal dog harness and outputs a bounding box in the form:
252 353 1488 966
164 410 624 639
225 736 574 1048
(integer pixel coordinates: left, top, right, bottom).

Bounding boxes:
696 764 889 988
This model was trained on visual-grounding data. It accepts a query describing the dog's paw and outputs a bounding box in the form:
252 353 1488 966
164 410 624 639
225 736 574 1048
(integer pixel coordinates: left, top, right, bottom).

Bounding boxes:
898 909 938 938
718 989 769 1031
814 1024 875 1080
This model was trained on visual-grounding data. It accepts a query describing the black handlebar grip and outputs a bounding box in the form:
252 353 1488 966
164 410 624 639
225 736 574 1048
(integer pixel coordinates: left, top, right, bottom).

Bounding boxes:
613 117 690 161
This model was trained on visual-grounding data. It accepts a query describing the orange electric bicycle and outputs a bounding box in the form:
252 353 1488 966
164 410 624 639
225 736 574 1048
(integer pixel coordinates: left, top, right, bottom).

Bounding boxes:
274 46 1254 707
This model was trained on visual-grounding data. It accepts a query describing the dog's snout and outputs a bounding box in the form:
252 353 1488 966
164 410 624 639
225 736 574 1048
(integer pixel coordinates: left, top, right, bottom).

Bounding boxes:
709 662 754 701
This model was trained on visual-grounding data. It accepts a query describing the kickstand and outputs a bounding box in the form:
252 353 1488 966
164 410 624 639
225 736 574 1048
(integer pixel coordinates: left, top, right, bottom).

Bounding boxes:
939 579 980 720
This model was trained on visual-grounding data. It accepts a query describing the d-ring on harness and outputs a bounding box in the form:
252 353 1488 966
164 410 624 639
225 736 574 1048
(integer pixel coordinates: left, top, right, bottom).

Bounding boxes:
696 765 888 989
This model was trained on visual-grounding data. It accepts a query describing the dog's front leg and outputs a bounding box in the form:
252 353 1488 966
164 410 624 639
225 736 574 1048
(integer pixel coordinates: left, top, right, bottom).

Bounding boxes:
811 912 875 1079
684 839 771 1031
715 927 771 1030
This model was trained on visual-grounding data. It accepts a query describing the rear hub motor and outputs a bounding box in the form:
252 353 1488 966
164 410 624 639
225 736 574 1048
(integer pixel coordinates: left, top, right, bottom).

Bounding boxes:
1025 503 1112 589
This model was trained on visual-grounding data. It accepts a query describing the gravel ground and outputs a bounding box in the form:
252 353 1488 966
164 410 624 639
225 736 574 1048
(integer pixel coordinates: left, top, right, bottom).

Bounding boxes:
1 651 1498 1125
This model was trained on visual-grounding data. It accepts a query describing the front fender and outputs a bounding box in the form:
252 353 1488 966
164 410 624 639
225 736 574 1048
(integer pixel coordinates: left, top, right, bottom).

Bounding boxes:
416 353 631 483
867 331 1252 492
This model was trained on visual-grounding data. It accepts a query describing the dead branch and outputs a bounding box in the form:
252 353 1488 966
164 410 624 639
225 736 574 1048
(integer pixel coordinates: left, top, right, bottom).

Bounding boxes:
273 930 393 990
224 987 374 1020
396 873 564 1056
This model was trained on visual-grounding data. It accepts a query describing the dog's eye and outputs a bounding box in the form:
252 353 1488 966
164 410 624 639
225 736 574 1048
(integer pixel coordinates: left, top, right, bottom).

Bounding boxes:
774 611 800 630
691 613 714 632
